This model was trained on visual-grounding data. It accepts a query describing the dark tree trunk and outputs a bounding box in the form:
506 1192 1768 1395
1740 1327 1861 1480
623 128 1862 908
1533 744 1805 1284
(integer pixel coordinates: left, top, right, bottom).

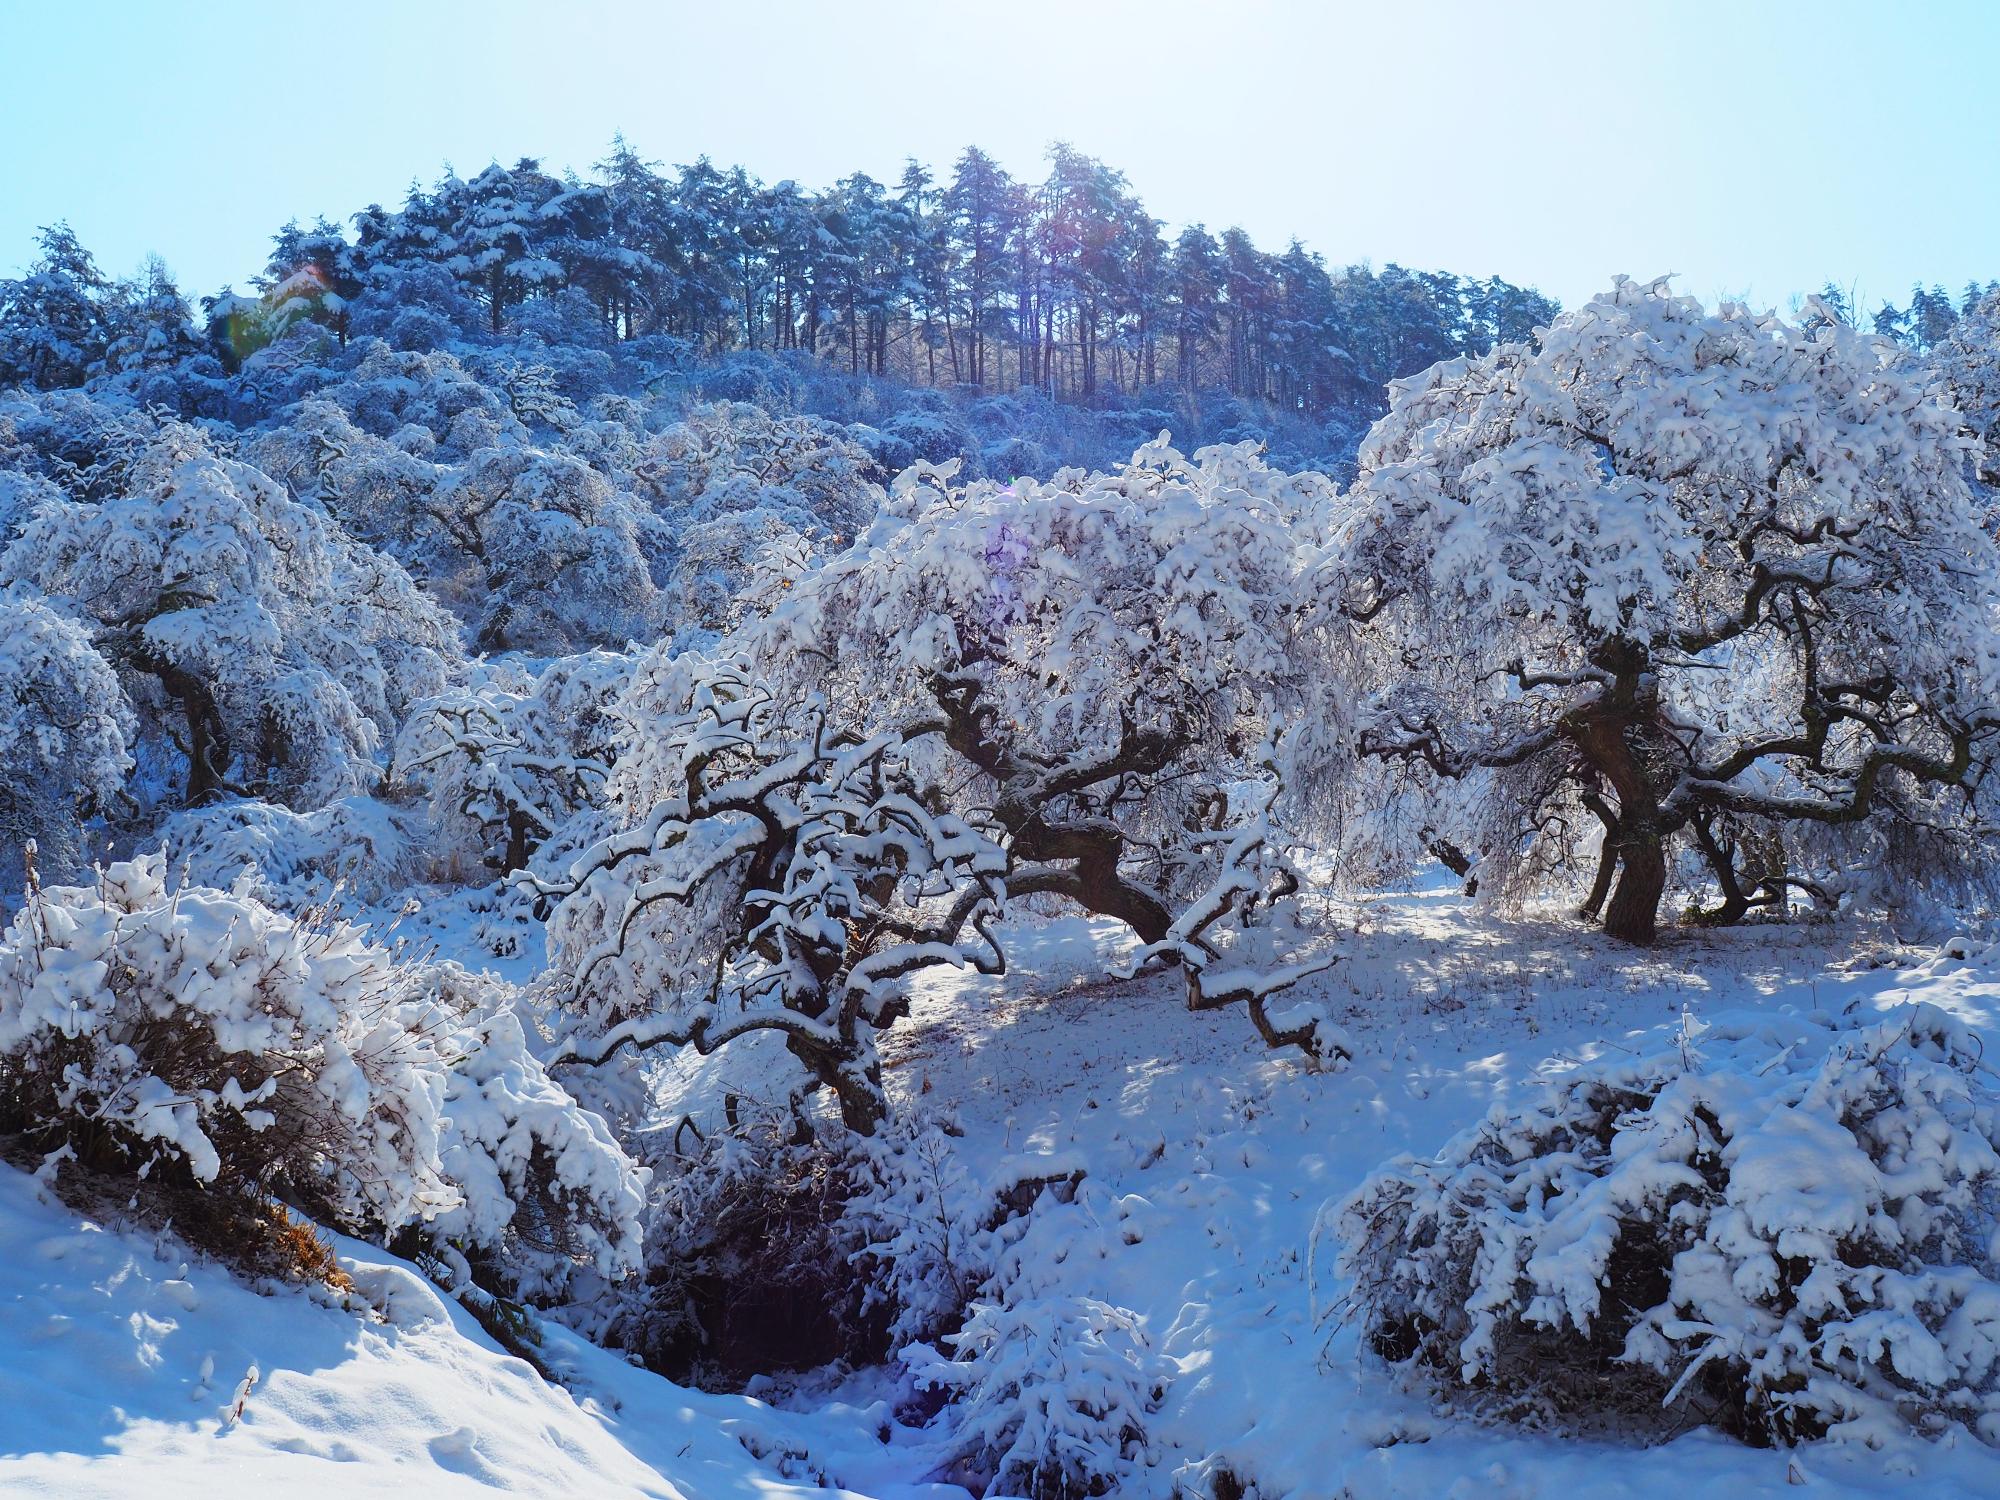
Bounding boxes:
1689 812 1754 926
1567 639 1668 946
1579 832 1619 919
788 1035 886 1137
153 661 229 805
1601 833 1666 945
503 808 535 874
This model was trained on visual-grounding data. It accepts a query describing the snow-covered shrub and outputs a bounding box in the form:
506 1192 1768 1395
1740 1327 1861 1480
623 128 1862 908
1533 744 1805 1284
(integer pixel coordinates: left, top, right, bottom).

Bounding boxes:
0 853 456 1234
845 420 916 477
979 434 1052 481
904 1293 1171 1499
0 589 132 888
1337 1005 2000 1447
0 854 637 1299
880 406 977 471
843 1119 1135 1355
430 984 645 1303
160 795 429 907
842 1110 992 1348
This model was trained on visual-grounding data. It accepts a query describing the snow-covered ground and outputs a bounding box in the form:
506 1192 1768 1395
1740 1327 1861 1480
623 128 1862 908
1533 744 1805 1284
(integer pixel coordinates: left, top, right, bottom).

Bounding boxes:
6 877 2000 1498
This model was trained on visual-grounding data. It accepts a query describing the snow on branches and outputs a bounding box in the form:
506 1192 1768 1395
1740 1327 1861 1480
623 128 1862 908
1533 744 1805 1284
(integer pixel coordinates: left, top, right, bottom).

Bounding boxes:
1341 278 2000 942
541 654 1009 1135
1933 288 2000 490
391 651 628 877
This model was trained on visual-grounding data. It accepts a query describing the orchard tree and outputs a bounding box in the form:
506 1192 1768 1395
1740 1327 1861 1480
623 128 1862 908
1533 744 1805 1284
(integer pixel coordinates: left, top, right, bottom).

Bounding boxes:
1341 278 2000 944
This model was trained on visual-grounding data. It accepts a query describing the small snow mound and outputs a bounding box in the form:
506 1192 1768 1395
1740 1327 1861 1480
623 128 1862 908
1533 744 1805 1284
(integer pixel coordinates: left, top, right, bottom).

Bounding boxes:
344 1260 452 1329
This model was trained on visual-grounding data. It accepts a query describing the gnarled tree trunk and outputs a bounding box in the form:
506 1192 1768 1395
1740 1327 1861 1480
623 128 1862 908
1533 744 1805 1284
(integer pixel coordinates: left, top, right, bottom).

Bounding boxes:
1600 832 1666 945
1567 640 1668 946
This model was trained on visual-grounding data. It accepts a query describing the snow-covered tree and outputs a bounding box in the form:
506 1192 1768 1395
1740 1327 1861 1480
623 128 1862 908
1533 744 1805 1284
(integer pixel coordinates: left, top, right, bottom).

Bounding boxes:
2 417 459 808
259 392 663 655
101 255 203 377
0 590 132 887
330 344 525 457
740 438 1350 1057
638 402 883 634
390 651 628 875
1339 279 2000 943
420 444 659 652
1933 288 2000 490
0 223 110 389
644 401 882 534
449 161 572 335
258 216 361 347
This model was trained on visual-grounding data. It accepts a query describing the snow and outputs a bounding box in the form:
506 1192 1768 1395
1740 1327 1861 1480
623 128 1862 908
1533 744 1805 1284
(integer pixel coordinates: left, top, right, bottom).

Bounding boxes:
5 128 1998 1500
0 1164 688 1498
10 879 2000 1492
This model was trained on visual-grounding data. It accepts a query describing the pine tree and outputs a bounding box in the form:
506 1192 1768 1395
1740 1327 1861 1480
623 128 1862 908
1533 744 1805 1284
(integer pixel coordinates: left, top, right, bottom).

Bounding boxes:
0 222 111 388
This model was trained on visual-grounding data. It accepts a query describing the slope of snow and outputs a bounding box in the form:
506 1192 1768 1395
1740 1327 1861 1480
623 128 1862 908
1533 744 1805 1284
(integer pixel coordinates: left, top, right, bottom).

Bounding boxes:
0 1162 692 1498
9 878 2000 1496
0 1137 971 1498
844 878 2000 1498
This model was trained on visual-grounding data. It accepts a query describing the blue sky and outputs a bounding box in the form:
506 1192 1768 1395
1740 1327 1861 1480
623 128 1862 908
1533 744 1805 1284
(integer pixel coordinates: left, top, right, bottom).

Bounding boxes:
3 0 1994 315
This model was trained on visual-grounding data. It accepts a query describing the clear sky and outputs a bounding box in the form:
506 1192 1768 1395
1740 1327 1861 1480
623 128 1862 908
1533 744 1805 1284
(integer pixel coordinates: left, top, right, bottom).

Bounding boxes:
2 0 1994 316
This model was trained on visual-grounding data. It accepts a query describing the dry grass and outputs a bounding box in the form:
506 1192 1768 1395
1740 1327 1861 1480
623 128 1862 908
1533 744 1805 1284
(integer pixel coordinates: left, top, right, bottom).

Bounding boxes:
1 1134 354 1293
